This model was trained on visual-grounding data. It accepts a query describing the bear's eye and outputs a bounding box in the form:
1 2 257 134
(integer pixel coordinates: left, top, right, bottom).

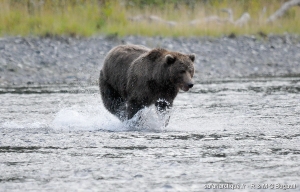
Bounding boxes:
180 70 186 74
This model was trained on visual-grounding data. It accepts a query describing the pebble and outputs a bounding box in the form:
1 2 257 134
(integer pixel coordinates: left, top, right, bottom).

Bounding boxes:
0 35 299 86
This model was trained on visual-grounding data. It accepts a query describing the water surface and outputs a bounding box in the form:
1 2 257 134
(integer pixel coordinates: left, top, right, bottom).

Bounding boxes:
0 78 299 191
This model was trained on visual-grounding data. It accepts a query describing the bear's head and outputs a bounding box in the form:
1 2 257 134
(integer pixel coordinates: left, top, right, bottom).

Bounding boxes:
146 48 195 92
164 52 195 92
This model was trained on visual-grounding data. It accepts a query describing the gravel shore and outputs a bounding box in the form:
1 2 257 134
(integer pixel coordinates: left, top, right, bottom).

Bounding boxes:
0 35 300 86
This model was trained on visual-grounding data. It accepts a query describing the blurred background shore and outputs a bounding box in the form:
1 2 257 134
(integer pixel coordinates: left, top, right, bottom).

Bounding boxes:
0 0 300 86
1 0 300 37
1 35 300 87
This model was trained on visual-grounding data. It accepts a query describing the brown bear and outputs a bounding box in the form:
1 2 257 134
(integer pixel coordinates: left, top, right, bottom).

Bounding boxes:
99 44 195 122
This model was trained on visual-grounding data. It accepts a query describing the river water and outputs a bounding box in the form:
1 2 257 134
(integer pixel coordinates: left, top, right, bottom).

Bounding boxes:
0 78 299 191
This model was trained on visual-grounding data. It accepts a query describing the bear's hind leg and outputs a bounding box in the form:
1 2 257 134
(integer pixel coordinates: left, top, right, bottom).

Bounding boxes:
100 72 126 120
126 100 144 120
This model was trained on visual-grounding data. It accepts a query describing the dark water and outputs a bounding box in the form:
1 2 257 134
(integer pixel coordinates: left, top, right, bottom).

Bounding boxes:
0 78 299 192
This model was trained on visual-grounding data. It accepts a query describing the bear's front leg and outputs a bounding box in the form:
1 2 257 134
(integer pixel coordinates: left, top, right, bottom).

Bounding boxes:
155 99 172 113
155 99 172 127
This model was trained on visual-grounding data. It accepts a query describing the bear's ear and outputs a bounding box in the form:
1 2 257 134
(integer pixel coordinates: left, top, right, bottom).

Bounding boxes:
188 54 195 62
148 49 163 61
165 54 176 65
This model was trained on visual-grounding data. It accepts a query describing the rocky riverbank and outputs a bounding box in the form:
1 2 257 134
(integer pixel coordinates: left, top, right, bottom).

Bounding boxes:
0 35 300 86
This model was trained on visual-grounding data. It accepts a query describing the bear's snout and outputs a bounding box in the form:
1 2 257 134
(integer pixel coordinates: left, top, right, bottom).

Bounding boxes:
188 83 194 88
181 82 194 92
179 71 194 92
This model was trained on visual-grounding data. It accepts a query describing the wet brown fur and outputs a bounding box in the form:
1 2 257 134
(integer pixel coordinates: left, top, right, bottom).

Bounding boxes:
99 44 195 120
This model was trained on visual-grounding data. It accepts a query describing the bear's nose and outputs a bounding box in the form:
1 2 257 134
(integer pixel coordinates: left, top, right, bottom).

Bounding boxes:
188 83 194 88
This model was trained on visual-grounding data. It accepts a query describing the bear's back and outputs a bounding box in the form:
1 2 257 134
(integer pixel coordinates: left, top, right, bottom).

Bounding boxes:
103 45 150 72
101 45 150 98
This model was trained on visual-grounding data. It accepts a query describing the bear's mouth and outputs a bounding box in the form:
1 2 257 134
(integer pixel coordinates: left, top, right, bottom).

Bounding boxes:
180 85 190 92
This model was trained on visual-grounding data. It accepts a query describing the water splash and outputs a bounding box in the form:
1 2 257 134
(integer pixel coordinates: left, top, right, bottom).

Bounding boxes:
52 105 120 131
52 105 171 132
